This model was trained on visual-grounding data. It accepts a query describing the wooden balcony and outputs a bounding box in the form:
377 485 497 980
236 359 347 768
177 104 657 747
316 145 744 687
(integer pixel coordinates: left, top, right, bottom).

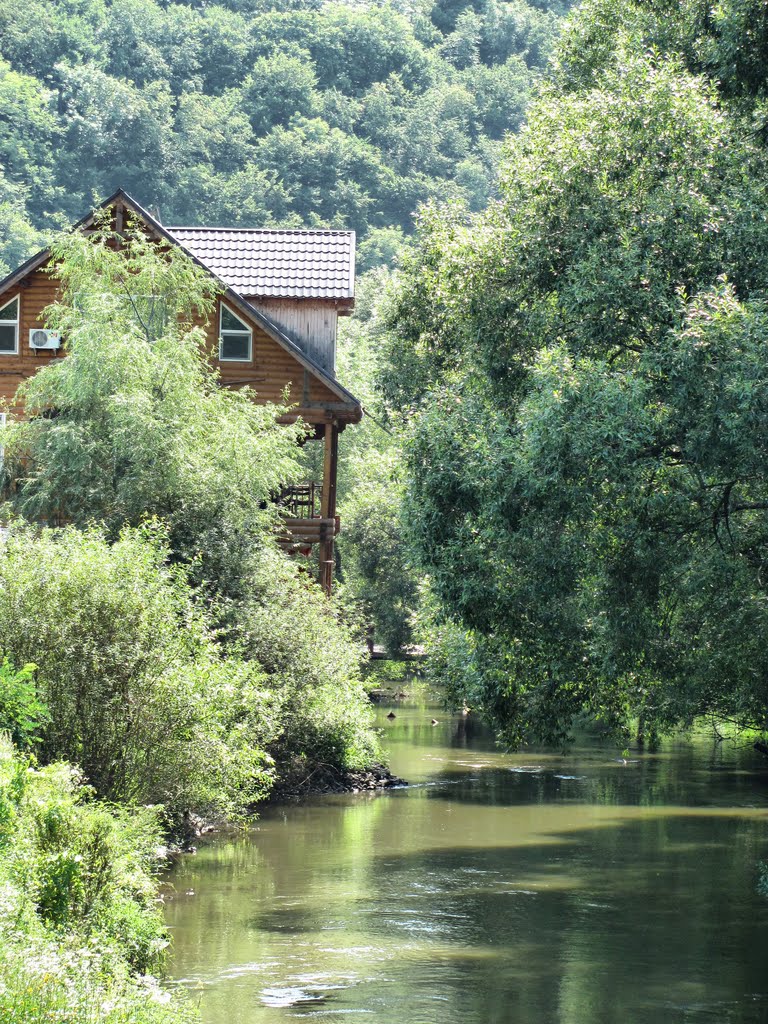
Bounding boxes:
276 483 339 556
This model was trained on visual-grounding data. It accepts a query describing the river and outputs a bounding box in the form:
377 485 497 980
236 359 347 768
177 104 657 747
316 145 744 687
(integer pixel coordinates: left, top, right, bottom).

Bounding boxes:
165 695 768 1023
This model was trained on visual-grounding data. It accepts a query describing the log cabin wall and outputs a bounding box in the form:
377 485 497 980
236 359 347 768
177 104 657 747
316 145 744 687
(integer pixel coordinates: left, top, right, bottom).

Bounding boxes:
0 266 62 409
0 276 346 428
194 297 343 424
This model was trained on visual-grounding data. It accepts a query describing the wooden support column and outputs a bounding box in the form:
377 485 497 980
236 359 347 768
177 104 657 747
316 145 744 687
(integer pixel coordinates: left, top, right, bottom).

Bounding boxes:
319 419 339 596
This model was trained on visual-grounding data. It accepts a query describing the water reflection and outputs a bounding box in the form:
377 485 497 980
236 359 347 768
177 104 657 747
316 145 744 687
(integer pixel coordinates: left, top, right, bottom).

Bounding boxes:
165 700 768 1024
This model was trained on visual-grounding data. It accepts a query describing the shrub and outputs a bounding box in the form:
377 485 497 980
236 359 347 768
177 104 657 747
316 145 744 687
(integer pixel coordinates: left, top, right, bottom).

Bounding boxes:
231 547 381 784
0 736 197 1024
0 658 47 750
339 474 418 655
0 523 275 818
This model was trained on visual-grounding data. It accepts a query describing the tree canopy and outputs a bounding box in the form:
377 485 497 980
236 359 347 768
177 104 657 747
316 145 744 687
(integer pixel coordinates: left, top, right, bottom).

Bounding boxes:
0 0 569 276
378 7 768 743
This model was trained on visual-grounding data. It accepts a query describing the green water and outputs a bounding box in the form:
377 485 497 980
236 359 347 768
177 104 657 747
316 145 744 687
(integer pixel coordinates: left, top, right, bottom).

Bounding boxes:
165 700 768 1023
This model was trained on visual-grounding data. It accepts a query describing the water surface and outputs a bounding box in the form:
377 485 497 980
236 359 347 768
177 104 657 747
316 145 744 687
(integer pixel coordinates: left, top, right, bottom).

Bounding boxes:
165 699 768 1023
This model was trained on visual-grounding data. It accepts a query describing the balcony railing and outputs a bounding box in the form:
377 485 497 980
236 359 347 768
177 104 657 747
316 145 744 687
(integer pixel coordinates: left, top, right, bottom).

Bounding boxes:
276 483 339 554
277 482 320 519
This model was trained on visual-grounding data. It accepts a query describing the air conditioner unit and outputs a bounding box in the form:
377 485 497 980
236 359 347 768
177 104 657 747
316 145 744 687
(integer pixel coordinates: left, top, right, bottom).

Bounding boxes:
29 329 61 351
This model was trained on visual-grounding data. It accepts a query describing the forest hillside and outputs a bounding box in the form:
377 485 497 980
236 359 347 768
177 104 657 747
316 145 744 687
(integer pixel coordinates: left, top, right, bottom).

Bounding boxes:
0 0 569 277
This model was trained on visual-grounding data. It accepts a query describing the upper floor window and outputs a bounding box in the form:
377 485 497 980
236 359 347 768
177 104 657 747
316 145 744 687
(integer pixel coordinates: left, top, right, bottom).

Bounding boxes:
219 303 252 362
0 297 19 355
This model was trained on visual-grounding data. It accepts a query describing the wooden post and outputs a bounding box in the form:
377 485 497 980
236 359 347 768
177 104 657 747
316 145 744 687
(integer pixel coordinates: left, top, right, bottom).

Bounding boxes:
320 419 339 595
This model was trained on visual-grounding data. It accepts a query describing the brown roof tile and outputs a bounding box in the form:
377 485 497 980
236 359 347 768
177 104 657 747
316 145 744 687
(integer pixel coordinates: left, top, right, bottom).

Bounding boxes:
166 227 355 300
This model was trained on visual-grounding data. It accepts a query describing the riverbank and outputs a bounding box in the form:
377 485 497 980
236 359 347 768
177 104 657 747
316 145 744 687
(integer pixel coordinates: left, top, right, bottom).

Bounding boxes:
0 736 197 1024
267 762 407 800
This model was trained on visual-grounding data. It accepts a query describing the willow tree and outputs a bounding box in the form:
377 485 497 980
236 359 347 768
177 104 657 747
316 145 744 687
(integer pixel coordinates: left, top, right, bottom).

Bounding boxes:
380 47 768 743
1 223 303 596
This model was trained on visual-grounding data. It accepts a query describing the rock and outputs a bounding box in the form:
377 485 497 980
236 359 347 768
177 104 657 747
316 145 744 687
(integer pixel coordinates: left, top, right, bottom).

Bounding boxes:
387 711 396 719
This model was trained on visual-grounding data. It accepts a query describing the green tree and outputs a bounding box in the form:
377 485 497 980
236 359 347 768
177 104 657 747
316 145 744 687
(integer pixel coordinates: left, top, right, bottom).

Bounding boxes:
335 269 421 655
381 48 768 742
56 65 175 214
0 59 59 213
242 49 319 135
0 175 48 279
0 0 563 269
2 222 303 597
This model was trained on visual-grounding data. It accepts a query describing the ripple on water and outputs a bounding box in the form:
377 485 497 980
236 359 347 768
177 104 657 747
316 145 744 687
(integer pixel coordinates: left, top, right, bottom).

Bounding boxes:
260 977 356 1009
261 987 329 1007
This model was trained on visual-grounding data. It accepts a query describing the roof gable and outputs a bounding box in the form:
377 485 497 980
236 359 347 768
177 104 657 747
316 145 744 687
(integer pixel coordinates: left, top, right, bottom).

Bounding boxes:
166 227 355 301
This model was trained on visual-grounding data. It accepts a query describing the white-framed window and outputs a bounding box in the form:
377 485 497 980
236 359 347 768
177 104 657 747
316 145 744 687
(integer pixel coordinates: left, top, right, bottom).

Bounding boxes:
0 296 19 355
219 302 252 362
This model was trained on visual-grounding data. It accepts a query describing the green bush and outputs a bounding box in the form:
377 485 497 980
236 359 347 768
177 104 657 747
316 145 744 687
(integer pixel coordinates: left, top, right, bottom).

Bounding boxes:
0 736 196 1024
0 658 47 750
3 761 166 972
339 474 418 655
231 547 381 784
0 523 275 818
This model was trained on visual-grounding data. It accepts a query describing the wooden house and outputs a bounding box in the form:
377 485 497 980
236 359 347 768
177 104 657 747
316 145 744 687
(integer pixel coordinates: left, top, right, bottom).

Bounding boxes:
0 189 362 594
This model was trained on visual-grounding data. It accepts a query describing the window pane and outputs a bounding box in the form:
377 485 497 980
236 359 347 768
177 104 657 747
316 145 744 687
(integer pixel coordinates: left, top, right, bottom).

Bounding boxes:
0 298 18 322
0 324 16 352
221 305 248 332
220 332 250 360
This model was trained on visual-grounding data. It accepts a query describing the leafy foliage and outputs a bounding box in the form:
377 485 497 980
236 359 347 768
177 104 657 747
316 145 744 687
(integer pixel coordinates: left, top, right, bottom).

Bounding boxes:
0 0 568 261
334 269 421 655
0 659 47 750
2 224 303 598
379 24 768 742
231 546 381 783
0 524 276 818
1 228 382 800
0 735 197 1023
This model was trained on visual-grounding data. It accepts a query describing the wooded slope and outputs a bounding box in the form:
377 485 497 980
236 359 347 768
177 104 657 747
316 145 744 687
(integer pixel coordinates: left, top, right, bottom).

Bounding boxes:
0 0 569 276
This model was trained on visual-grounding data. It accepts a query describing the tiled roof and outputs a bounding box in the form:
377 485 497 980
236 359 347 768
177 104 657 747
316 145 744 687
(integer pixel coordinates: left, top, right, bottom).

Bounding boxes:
166 227 355 300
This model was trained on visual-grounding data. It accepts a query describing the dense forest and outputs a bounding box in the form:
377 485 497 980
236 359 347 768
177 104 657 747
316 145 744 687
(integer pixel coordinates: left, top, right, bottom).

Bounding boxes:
0 0 568 278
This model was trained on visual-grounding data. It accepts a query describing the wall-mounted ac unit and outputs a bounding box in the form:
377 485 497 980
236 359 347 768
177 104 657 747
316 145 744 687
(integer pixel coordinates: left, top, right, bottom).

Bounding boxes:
29 329 61 351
